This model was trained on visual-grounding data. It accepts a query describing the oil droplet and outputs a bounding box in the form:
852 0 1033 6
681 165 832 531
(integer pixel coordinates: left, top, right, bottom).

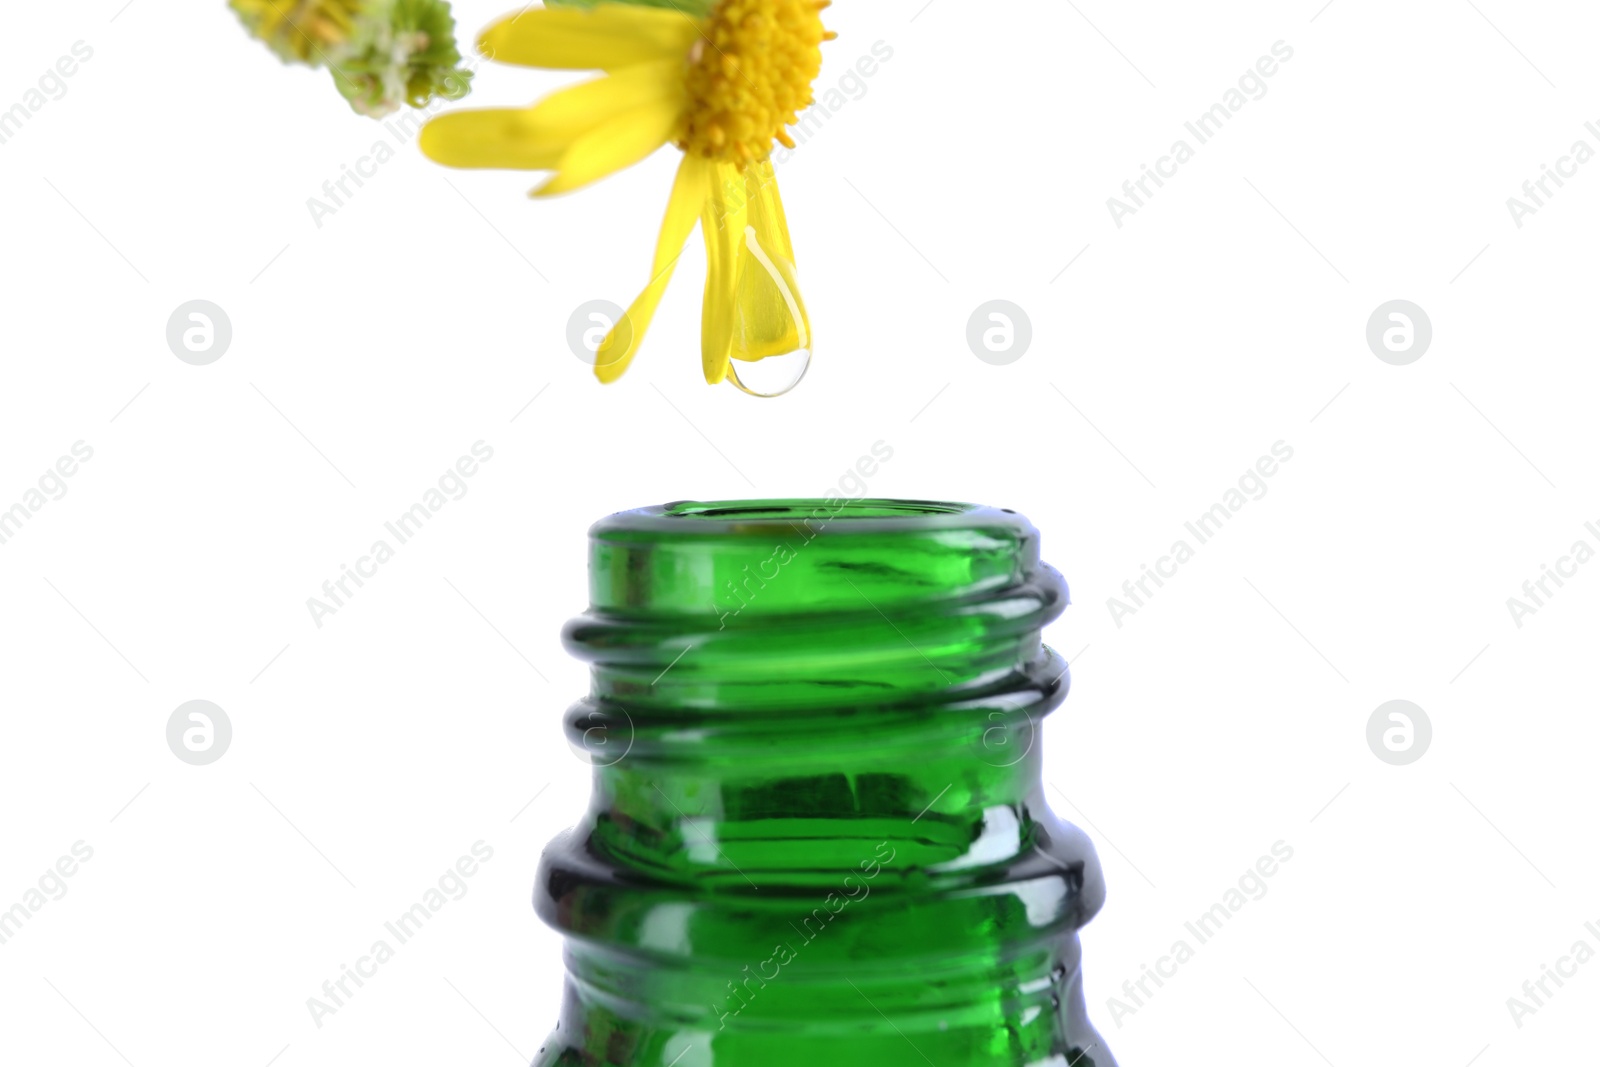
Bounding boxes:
727 348 811 398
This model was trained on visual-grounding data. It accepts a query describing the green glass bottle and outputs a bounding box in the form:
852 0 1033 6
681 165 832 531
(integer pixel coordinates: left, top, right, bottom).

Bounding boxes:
536 500 1114 1067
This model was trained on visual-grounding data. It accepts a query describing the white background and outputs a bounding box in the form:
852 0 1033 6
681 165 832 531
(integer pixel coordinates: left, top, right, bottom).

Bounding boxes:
2 1 1598 1064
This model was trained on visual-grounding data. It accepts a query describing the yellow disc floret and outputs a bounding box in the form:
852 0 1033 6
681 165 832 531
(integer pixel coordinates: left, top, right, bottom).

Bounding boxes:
679 0 833 167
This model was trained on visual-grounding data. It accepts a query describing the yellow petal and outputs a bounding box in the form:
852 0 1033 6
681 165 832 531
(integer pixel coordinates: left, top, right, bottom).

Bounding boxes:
419 107 568 170
479 6 701 71
421 60 682 172
526 58 683 136
743 161 796 260
699 161 748 384
534 94 679 196
731 163 809 362
595 155 710 383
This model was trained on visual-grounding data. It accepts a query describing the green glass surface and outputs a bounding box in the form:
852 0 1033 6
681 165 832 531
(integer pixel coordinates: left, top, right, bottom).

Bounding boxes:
534 500 1113 1066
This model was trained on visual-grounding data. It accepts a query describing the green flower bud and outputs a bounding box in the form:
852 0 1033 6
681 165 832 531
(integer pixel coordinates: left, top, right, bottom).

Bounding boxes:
232 0 473 117
328 0 474 117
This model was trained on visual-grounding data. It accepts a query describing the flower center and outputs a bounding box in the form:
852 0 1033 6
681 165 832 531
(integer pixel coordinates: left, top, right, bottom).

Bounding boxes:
679 0 832 167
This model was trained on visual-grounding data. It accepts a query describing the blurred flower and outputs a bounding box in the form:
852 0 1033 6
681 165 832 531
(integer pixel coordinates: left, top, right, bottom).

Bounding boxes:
230 0 361 62
231 0 474 117
420 1 833 389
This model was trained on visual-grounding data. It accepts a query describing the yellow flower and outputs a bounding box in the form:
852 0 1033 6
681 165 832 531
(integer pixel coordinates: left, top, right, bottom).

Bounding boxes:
419 1 834 388
231 0 474 116
232 0 363 64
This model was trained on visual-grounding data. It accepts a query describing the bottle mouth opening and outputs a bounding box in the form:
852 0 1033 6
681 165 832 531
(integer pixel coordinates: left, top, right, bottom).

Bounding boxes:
661 499 978 523
586 500 1039 600
575 499 1064 710
593 499 1008 542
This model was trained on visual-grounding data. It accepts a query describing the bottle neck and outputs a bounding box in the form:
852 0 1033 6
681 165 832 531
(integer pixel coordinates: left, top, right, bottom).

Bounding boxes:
532 501 1111 1066
569 641 1063 882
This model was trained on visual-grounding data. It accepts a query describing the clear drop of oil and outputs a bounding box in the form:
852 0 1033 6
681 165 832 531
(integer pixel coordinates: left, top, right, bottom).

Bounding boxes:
727 348 811 398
